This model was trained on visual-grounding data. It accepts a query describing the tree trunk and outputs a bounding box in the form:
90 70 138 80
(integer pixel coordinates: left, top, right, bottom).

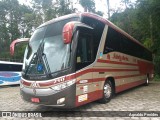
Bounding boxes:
107 0 110 18
149 15 153 42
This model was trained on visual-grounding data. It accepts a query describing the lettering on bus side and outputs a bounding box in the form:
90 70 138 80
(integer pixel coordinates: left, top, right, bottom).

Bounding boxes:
107 54 111 60
53 77 65 84
112 53 129 62
132 58 137 63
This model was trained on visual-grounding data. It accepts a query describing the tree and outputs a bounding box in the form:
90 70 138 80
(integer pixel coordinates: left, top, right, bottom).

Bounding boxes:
110 0 160 76
0 0 35 60
106 0 110 18
79 0 95 12
0 0 75 61
56 0 74 16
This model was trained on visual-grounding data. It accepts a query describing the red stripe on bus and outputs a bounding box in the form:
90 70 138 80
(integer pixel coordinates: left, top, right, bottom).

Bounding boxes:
38 79 71 87
76 68 139 77
97 59 138 66
77 74 142 84
38 81 55 87
22 69 140 87
21 80 31 86
116 79 145 93
115 74 142 79
77 78 105 84
39 69 139 87
65 74 76 80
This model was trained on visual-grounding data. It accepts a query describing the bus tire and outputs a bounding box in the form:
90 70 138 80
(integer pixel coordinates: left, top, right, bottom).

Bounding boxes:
144 75 149 86
98 80 113 104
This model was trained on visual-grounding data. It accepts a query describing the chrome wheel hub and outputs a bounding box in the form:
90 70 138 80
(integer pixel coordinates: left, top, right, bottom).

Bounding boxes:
147 77 149 84
104 83 112 98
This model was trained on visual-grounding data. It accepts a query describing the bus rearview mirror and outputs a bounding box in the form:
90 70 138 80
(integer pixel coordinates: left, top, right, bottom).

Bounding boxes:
10 38 29 56
62 21 93 44
62 22 75 44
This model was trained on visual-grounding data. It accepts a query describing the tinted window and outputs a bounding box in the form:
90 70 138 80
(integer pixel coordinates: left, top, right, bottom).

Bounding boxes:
76 32 93 70
104 27 152 61
103 27 122 53
82 16 105 59
0 64 22 71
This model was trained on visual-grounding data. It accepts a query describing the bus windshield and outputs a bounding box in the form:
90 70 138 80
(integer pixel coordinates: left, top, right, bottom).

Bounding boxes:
23 18 78 78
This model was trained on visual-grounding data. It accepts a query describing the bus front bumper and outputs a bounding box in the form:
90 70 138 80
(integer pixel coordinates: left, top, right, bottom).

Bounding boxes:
20 84 76 108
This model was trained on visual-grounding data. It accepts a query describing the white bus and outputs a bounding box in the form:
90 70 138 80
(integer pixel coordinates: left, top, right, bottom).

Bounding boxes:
0 61 22 86
10 13 154 108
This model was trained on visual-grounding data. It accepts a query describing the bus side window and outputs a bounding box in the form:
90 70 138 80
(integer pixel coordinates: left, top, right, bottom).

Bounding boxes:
103 27 122 54
76 33 93 70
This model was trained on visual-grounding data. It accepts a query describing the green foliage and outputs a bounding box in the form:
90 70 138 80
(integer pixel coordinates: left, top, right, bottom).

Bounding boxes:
95 11 104 17
0 0 31 61
110 0 160 76
79 0 103 16
154 75 160 81
0 0 74 61
79 0 95 12
56 0 74 16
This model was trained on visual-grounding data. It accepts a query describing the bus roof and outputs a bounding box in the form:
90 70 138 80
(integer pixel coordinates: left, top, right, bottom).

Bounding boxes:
38 12 151 52
38 13 79 28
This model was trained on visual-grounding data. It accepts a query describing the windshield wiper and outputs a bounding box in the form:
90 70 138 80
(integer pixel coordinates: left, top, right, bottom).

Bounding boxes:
25 52 37 76
37 41 51 77
42 53 51 77
25 41 51 78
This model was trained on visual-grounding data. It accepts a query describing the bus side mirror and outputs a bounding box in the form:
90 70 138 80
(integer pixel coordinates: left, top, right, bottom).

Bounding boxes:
62 21 93 44
62 22 75 44
10 38 29 56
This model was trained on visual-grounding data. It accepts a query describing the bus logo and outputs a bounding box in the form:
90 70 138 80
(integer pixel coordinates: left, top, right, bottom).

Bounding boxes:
31 82 39 95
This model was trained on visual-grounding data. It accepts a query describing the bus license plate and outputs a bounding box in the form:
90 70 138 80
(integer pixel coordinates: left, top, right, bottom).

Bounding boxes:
31 98 40 103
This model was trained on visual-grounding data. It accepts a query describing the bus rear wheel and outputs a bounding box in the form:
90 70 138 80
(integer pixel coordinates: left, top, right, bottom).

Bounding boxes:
99 80 113 104
144 75 149 86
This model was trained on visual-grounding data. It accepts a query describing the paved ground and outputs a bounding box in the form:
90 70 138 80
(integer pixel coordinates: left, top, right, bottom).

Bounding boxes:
0 81 160 120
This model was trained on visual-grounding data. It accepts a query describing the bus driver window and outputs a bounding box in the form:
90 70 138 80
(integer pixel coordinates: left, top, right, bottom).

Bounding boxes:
76 32 93 70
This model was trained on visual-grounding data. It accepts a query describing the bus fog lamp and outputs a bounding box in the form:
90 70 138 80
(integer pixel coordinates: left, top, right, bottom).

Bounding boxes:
57 97 65 104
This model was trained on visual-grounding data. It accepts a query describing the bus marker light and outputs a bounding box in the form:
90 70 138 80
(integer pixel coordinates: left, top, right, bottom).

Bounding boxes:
83 86 88 93
57 98 65 104
31 98 40 103
80 86 83 90
99 52 103 59
79 80 88 84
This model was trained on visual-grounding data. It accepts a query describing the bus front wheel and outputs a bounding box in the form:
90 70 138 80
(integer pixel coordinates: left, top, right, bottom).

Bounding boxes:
99 80 113 104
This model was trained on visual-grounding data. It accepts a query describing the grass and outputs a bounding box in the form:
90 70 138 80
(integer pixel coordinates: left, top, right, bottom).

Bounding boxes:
154 75 160 81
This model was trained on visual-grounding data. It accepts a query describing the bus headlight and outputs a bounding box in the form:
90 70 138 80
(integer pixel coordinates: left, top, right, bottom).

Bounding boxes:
57 97 65 104
20 82 24 89
51 79 76 92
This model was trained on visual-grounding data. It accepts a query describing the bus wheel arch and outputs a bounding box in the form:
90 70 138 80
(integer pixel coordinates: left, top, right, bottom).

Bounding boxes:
98 77 115 104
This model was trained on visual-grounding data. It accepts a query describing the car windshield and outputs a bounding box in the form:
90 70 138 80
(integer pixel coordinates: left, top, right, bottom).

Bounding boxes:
23 18 78 77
